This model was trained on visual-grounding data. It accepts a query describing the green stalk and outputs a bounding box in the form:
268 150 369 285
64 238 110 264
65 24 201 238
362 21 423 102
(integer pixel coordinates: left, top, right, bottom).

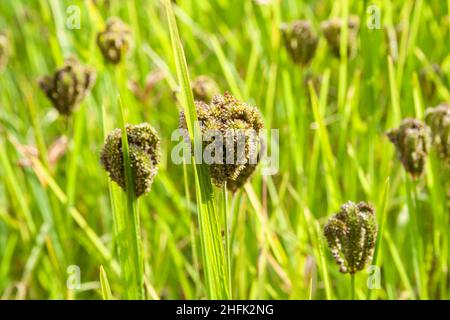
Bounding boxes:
222 183 232 298
350 274 355 300
367 177 390 300
164 0 229 299
118 96 144 300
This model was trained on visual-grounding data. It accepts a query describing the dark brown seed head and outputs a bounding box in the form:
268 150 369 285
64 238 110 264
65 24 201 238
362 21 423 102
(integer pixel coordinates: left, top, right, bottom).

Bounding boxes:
39 57 96 116
100 123 160 197
324 201 377 274
97 17 132 64
179 92 264 191
281 20 318 65
425 103 450 165
387 118 431 178
321 16 359 58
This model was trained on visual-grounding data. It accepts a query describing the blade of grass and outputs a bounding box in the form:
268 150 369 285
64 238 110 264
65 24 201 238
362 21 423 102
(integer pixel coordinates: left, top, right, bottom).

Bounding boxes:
118 95 145 300
99 265 114 300
164 0 230 299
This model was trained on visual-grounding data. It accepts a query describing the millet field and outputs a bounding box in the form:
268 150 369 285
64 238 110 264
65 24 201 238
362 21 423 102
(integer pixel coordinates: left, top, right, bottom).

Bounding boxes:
0 0 449 300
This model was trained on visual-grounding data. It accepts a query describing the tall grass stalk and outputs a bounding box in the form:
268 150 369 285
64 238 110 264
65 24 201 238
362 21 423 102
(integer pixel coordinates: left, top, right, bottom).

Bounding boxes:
118 97 145 299
164 0 230 299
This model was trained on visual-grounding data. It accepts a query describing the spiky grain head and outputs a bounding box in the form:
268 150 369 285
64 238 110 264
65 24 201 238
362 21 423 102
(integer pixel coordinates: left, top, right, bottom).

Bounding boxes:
387 118 431 178
281 20 318 65
425 103 450 166
324 201 377 274
179 92 264 191
39 57 96 116
100 123 160 197
321 16 359 58
97 17 132 64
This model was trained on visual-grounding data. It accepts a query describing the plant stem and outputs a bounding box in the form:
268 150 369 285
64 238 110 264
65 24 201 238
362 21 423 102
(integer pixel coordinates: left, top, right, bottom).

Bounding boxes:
222 183 232 298
119 96 144 300
351 273 356 300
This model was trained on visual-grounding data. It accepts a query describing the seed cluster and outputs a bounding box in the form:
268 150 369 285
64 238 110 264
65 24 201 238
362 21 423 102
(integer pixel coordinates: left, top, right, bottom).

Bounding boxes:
425 103 450 166
281 20 318 65
180 92 264 191
39 57 96 116
387 118 431 178
191 76 220 103
321 16 360 58
97 17 132 64
0 32 10 71
100 123 160 198
419 64 442 100
324 201 377 274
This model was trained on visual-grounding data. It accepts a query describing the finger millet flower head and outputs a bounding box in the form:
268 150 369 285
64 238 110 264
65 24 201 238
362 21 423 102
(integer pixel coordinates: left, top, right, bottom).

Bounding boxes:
100 123 160 197
324 201 377 274
425 103 450 165
191 75 220 103
0 32 10 71
387 118 431 178
97 17 132 64
281 20 318 66
39 57 96 116
179 92 264 192
321 16 360 58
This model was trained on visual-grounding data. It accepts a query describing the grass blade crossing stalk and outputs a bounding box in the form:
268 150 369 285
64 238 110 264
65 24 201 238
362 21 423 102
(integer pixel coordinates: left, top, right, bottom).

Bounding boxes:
164 0 230 299
118 96 145 300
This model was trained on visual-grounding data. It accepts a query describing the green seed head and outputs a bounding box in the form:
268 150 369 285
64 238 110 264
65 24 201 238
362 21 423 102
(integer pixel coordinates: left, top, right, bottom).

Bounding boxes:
387 118 431 178
191 75 220 103
321 16 359 58
425 103 450 165
100 123 160 197
97 17 132 64
39 57 96 116
324 201 377 274
419 64 442 100
0 32 10 71
179 92 264 191
281 20 318 65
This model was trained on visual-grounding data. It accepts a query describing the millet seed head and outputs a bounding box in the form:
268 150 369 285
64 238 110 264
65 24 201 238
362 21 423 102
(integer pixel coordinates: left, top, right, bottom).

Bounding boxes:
321 16 360 58
387 118 431 178
39 57 96 116
97 17 132 64
0 32 10 71
419 64 442 100
179 92 264 191
324 201 377 274
100 123 160 198
425 103 450 166
191 75 220 103
281 20 318 66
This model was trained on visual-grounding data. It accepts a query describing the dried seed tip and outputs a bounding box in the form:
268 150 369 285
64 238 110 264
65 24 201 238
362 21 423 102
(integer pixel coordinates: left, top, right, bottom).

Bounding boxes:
97 17 132 64
324 201 377 274
386 118 431 178
0 32 10 71
38 57 96 116
281 20 318 65
100 123 160 197
179 92 264 191
191 76 220 103
321 16 360 58
425 103 450 165
419 64 442 100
